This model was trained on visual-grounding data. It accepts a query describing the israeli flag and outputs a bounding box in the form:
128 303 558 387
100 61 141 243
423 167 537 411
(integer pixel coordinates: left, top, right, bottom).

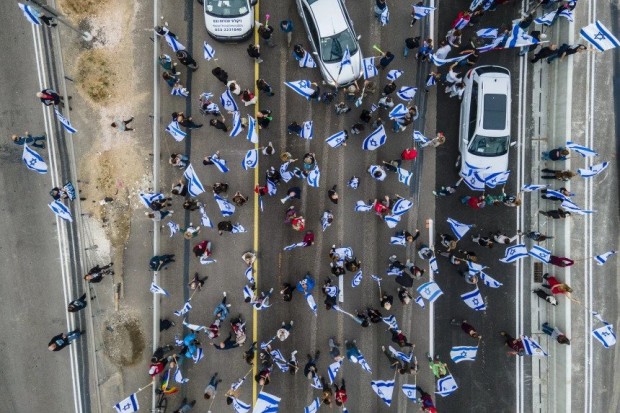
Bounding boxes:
174 301 192 316
242 149 259 170
22 144 48 174
183 164 205 197
430 53 470 67
214 194 235 216
469 0 485 11
284 80 315 99
304 398 321 413
535 9 573 26
392 198 413 216
415 296 425 308
220 89 239 112
183 319 206 332
485 171 510 188
307 167 320 188
18 3 41 25
310 375 323 389
499 244 528 264
447 217 473 240
328 360 342 383
150 282 169 296
54 109 78 134
580 21 620 52
521 184 547 192
267 179 277 195
231 377 246 391
351 271 363 287
578 161 609 178
413 130 429 144
167 221 179 237
371 275 382 284
460 168 486 191
199 206 214 228
232 223 246 233
363 57 378 79
354 200 373 212
271 349 289 372
390 235 407 246
371 380 395 406
165 121 187 142
389 104 408 119
357 353 372 373
139 193 163 208
113 393 139 413
245 267 255 283
362 125 387 150
301 120 314 139
171 84 189 97
380 7 390 26
430 256 439 274
387 69 403 81
228 111 242 137
299 51 317 68
325 285 339 298
326 131 348 148
397 86 417 102
203 41 215 60
476 28 498 39
461 287 486 311
522 335 548 356
164 33 185 52
413 5 435 19
426 73 437 87
477 35 504 53
232 398 251 413
279 162 293 183
468 261 486 275
259 195 264 212
321 212 332 232
200 256 217 265
369 165 385 181
210 155 229 173
305 292 317 316
450 346 478 363
243 285 254 301
384 214 401 228
593 324 617 348
387 266 403 277
174 367 189 384
49 200 73 222
545 189 571 201
193 347 204 364
340 46 352 70
417 281 443 303
528 245 551 263
247 115 258 143
402 384 418 402
388 346 412 363
436 374 458 397
506 24 539 49
595 251 617 266
382 315 399 330
479 271 502 288
561 199 594 215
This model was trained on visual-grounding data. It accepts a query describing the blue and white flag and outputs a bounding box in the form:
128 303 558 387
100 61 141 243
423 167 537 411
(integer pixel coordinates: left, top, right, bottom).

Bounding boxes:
354 200 373 212
279 162 293 183
426 73 437 87
210 155 229 173
171 84 189 97
388 346 412 363
357 353 372 373
371 275 382 284
435 374 458 397
460 167 486 191
566 141 597 157
415 296 425 308
522 335 548 356
529 245 551 263
500 244 528 263
167 221 179 237
300 51 317 68
384 214 401 228
561 199 594 215
413 130 429 144
304 397 321 413
321 212 332 232
54 109 78 134
252 392 281 413
351 271 363 287
199 206 213 228
389 104 408 119
199 256 217 265
301 120 314 140
382 315 399 330
392 198 413 216
362 125 387 150
138 192 163 208
595 251 617 266
220 89 239 112
371 380 395 406
401 384 418 402
535 9 573 26
505 24 539 49
232 223 246 233
307 167 320 188
430 53 470 67
245 267 255 283
247 115 258 143
325 285 339 298
232 398 251 413
164 33 185 52
270 349 289 372
193 347 204 364
230 111 243 137
390 234 406 246
183 319 206 332
326 131 348 148
310 375 323 389
467 261 486 275
267 179 277 195
447 217 473 240
450 346 478 363
174 301 192 316
397 86 417 101
328 360 342 384
243 285 255 301
113 393 139 413
479 271 502 288
165 120 187 142
476 28 498 38
413 5 435 19
214 194 235 216
461 287 486 311
380 6 390 26
203 41 215 60
593 324 617 348
387 69 403 80
578 161 609 178
417 281 443 303
521 184 547 192
284 80 315 99
174 367 189 384
305 292 318 316
477 36 504 53
362 57 378 79
183 164 205 197
469 0 485 11
150 282 169 296
545 189 571 201
340 46 352 71
485 171 510 188
48 200 73 222
242 149 259 170
387 266 403 277
18 3 41 25
580 21 619 52
430 255 439 274
22 144 48 174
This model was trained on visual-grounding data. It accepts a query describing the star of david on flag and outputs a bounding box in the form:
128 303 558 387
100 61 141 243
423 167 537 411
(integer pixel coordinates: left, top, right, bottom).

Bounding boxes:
416 281 443 303
371 379 395 406
165 120 187 142
301 120 314 139
362 57 378 79
284 80 315 99
499 244 528 263
183 164 205 197
447 217 473 240
362 125 387 150
220 89 239 112
230 111 243 137
113 393 139 413
580 20 619 52
326 131 348 148
522 335 548 356
402 384 418 402
450 346 478 363
23 144 48 174
461 287 486 311
242 149 258 170
529 245 551 263
300 51 317 68
593 324 617 348
436 374 458 397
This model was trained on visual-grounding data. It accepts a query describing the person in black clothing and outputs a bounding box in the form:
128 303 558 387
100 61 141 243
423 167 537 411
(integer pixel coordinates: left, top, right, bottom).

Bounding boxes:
48 329 82 351
247 44 263 63
67 294 88 312
175 50 198 71
256 109 272 128
83 263 114 283
360 109 372 123
380 293 394 310
211 67 229 84
280 283 294 302
149 255 175 271
303 351 320 379
403 36 420 57
256 78 275 96
531 43 558 63
367 307 383 323
547 43 586 63
382 81 397 96
40 14 58 27
209 118 228 132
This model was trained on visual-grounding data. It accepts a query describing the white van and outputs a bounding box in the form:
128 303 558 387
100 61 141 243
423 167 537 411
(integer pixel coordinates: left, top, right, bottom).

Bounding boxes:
458 65 512 177
201 0 257 42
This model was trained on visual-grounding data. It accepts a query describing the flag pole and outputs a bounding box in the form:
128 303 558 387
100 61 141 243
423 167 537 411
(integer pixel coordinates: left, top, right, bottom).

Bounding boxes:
136 381 156 394
373 44 384 54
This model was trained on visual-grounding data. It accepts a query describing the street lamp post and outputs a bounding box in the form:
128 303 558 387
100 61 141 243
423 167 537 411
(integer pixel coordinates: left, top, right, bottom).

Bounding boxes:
26 0 93 42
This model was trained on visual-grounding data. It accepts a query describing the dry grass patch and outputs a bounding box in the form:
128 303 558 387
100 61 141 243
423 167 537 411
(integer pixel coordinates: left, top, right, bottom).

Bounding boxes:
58 0 110 19
76 48 117 105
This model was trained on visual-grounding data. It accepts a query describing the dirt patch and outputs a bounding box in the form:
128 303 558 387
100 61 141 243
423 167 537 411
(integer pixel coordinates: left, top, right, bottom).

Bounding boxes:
102 309 145 366
58 0 111 20
76 49 118 106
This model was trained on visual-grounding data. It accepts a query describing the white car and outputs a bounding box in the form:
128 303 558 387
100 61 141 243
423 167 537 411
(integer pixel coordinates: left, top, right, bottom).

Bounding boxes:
201 0 257 42
296 0 363 86
458 65 512 177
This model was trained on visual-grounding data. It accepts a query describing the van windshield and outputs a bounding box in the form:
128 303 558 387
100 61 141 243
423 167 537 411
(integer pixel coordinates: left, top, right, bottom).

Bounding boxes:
468 135 509 157
205 0 249 18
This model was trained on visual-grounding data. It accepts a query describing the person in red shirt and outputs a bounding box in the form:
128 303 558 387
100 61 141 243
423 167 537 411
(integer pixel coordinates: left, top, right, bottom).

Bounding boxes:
334 379 347 406
542 273 573 295
549 255 574 267
401 147 418 161
500 331 525 356
417 387 438 412
461 195 486 209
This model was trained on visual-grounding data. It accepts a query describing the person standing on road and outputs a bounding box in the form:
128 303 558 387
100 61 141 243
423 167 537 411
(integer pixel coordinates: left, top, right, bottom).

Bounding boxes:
547 43 586 63
390 328 413 348
247 44 263 63
526 231 553 242
173 398 196 413
203 372 222 399
500 331 525 356
426 354 448 378
279 19 294 47
12 132 46 149
542 322 571 345
334 379 348 407
67 293 88 312
256 78 275 96
149 254 175 270
531 43 558 63
549 255 575 267
211 332 239 350
542 273 573 296
257 22 276 47
417 387 438 412
542 146 570 161
539 208 571 219
111 117 135 132
304 350 320 379
450 319 482 339
48 329 82 351
176 50 198 71
36 88 64 106
84 263 114 283
471 234 494 248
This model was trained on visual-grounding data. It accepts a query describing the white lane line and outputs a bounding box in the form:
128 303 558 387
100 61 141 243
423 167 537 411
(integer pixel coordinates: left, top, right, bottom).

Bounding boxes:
427 219 434 356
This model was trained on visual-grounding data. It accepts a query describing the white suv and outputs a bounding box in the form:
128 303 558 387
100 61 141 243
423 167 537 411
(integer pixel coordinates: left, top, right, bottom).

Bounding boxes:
458 66 512 177
201 0 257 42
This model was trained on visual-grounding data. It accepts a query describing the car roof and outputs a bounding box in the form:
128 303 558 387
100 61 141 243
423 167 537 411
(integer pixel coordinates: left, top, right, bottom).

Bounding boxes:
308 0 348 36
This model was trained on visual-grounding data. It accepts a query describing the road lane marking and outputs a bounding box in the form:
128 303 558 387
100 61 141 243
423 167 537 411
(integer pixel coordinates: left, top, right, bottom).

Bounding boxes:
252 0 260 403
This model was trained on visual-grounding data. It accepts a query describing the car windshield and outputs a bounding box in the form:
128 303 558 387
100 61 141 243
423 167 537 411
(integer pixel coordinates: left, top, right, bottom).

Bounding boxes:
320 29 357 63
468 135 509 157
205 0 249 18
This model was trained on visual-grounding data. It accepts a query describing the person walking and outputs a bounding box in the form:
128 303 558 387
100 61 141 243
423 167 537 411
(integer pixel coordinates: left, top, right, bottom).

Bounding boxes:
539 208 571 219
279 19 294 47
426 353 448 378
381 345 403 369
471 234 494 248
257 22 276 47
417 387 438 412
247 44 263 63
542 273 573 296
450 319 482 339
547 43 586 63
327 185 339 204
304 350 320 379
176 50 198 71
149 254 175 270
549 255 575 267
12 132 46 148
173 398 196 413
526 231 553 242
211 67 228 84
256 78 275 96
48 329 82 351
500 331 525 356
203 373 222 399
36 88 64 106
276 321 294 341
211 332 240 350
111 117 135 132
542 146 570 161
333 379 347 406
390 328 413 348
530 43 558 63
542 322 571 345
67 293 88 312
83 263 114 283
